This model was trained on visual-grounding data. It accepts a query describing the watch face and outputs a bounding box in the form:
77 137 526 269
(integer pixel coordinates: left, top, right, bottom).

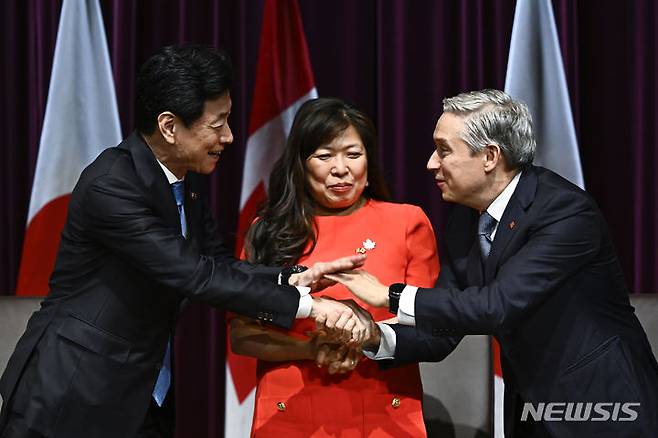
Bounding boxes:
389 283 406 295
388 284 403 315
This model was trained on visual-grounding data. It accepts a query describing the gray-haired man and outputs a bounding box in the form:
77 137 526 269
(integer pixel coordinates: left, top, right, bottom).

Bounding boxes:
332 89 658 437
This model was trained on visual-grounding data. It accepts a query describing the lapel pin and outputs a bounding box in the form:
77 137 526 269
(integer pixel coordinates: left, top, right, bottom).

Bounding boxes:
509 220 516 230
190 192 198 201
356 238 376 254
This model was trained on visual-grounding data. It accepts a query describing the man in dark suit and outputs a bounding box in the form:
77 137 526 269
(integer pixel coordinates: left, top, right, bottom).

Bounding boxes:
332 89 658 437
0 45 368 438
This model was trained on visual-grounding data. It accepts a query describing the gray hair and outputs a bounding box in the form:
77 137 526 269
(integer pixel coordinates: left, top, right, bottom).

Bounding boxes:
442 89 536 169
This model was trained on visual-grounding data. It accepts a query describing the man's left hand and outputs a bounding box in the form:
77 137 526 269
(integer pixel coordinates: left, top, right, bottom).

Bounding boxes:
326 270 389 308
289 254 367 291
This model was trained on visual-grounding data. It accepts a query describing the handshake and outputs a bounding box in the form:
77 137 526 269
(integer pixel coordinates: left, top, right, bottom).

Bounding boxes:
284 254 386 374
307 297 381 374
232 254 393 375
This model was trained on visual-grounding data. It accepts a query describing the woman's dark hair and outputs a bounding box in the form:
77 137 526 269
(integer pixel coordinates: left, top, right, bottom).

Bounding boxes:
245 97 390 266
135 44 233 134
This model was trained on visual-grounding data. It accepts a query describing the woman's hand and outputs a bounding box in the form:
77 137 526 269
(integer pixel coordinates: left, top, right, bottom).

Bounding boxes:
314 342 363 375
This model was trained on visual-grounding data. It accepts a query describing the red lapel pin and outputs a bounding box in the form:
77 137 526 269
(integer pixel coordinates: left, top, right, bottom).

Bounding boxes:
509 220 516 230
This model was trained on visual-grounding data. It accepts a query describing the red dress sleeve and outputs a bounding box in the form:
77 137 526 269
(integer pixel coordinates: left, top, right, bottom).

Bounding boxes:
404 205 440 288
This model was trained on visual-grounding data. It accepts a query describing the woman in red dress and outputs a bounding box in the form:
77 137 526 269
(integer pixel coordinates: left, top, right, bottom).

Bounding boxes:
231 98 439 437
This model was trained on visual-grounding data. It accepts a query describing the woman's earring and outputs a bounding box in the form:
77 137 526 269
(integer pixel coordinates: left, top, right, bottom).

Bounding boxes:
366 181 370 187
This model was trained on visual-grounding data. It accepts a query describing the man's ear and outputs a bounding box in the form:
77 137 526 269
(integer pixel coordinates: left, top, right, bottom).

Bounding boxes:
157 112 176 144
483 143 502 173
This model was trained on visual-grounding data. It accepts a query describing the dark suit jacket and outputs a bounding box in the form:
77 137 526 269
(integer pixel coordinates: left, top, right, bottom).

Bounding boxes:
0 132 301 437
392 166 658 437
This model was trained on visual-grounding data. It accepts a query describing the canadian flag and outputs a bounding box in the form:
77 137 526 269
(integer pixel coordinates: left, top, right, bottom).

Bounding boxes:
497 0 584 435
15 0 121 296
225 0 317 436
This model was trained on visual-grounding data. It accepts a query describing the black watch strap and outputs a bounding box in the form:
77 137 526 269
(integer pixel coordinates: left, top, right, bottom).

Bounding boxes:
388 283 406 315
280 265 308 286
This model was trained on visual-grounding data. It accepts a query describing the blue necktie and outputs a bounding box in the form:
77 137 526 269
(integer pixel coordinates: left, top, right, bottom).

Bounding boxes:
478 211 497 260
171 181 187 237
152 181 187 406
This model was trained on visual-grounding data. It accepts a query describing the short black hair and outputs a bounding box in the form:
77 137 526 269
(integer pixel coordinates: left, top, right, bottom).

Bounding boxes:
135 44 233 134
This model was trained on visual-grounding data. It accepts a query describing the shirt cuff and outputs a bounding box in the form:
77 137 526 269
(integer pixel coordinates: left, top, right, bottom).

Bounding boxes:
295 286 312 318
397 285 418 326
363 323 396 360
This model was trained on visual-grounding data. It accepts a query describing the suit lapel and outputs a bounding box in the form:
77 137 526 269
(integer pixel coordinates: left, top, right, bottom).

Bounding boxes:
485 199 524 281
466 241 485 286
184 173 203 244
121 131 181 232
484 168 538 281
179 174 204 312
446 206 484 287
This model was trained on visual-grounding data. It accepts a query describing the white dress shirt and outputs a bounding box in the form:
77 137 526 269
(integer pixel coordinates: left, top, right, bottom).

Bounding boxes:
365 172 522 359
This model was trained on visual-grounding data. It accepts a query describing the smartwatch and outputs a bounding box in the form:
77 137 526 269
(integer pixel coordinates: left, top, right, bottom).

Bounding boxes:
280 265 308 286
388 283 406 315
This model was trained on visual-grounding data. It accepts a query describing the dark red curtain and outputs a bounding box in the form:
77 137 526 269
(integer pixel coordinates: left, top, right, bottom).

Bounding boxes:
2 1 657 436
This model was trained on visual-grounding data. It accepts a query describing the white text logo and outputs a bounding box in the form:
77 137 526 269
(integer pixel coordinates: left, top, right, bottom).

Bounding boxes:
520 402 640 422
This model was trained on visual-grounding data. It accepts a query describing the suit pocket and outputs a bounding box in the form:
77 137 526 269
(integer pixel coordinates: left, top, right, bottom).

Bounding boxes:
57 315 131 363
559 336 641 402
554 337 651 438
562 336 619 376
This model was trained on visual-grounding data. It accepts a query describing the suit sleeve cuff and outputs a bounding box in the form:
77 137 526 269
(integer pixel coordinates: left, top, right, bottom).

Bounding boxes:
295 287 312 318
362 323 396 360
397 285 418 326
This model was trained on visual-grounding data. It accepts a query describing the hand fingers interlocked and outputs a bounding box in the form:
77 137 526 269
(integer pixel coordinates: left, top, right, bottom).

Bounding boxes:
318 298 369 344
315 343 362 375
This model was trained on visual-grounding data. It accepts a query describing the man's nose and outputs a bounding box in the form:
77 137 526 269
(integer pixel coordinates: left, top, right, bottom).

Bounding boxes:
426 150 440 171
220 125 233 145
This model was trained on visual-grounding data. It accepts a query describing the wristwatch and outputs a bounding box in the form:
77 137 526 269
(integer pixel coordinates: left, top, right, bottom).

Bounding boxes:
280 265 308 286
388 283 406 315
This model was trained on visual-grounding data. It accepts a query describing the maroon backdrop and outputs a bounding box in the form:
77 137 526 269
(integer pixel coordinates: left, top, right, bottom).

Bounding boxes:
2 1 657 436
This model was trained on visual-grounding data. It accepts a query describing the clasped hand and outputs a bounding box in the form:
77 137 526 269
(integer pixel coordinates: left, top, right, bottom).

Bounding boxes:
286 255 382 373
288 254 375 344
310 299 380 374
